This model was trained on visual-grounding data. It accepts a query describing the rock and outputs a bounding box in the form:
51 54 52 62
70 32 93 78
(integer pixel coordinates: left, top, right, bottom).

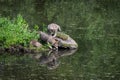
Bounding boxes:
56 32 69 40
40 31 59 49
39 31 78 49
36 49 77 70
39 31 49 42
57 36 78 49
55 32 78 49
30 40 42 48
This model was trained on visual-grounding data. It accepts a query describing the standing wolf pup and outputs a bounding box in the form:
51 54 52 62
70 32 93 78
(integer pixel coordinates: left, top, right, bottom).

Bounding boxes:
47 23 61 50
47 23 61 37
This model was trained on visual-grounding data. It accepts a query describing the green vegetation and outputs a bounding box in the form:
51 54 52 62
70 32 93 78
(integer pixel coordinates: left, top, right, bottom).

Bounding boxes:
0 15 39 48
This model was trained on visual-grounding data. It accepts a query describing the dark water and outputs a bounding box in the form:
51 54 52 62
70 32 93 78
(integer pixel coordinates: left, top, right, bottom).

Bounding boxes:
0 0 120 80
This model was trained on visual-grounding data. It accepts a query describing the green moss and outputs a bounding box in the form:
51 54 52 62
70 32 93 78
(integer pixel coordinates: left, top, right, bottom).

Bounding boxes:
62 43 71 47
60 42 78 48
56 32 69 40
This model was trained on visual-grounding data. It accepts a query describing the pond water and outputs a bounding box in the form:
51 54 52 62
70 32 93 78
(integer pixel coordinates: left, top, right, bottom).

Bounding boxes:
0 0 120 80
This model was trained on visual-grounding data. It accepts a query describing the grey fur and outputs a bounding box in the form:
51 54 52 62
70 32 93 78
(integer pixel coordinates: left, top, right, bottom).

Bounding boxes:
47 23 61 37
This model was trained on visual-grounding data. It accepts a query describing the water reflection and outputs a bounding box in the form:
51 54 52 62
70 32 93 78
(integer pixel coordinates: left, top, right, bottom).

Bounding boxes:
0 49 78 80
31 49 77 70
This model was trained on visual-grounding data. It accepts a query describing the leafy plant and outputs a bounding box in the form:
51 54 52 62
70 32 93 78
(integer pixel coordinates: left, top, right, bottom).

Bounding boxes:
0 14 39 48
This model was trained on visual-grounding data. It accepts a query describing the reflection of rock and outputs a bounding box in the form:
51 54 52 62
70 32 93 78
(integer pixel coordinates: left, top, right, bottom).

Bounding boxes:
39 31 78 49
58 49 78 57
32 53 42 60
31 49 77 70
39 53 59 70
39 50 59 70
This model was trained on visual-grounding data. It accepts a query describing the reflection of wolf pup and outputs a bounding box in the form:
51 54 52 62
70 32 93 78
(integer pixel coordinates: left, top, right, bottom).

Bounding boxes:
47 23 61 37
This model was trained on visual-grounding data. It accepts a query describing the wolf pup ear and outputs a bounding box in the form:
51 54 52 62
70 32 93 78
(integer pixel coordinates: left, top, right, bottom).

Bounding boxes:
58 26 61 31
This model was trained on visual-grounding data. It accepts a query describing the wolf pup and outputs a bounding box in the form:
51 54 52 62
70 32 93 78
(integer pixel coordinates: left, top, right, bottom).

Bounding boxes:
47 23 61 37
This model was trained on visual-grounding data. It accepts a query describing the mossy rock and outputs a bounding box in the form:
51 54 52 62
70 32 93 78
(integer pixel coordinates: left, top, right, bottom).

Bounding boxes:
56 32 69 40
60 43 78 48
58 37 78 49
